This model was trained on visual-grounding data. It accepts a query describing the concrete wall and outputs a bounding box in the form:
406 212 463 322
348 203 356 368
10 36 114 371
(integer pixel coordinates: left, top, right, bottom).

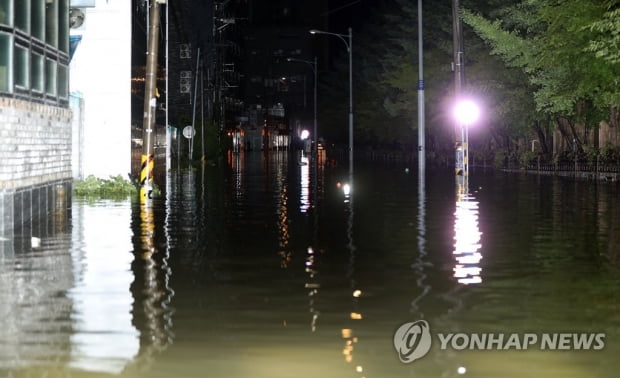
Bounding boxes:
70 0 131 179
0 98 72 189
0 97 72 240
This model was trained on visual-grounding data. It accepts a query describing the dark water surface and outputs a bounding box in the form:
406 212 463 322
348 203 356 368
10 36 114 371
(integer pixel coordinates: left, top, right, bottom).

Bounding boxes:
1 150 620 377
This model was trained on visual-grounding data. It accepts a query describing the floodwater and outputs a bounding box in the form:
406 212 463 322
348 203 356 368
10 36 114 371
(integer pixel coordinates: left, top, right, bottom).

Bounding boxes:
1 150 620 378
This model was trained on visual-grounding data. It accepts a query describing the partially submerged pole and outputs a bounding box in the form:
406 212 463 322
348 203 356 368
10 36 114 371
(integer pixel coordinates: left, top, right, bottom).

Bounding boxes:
417 0 425 174
452 0 467 194
140 0 163 202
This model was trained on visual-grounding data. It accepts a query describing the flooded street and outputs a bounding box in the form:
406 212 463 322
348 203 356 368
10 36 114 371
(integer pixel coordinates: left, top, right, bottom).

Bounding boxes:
1 150 620 377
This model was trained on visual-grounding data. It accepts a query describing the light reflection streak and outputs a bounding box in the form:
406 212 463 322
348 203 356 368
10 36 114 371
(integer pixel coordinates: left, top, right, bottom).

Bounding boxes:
304 149 324 332
274 152 291 268
305 246 320 332
300 155 310 213
453 193 483 285
342 186 365 377
227 150 245 202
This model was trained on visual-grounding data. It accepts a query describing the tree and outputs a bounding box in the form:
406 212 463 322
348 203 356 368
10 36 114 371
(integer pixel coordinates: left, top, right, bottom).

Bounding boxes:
462 0 620 124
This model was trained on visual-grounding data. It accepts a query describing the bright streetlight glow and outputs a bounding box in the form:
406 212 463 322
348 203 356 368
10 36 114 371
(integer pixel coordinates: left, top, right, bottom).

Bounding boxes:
300 129 310 140
454 100 480 126
343 183 351 196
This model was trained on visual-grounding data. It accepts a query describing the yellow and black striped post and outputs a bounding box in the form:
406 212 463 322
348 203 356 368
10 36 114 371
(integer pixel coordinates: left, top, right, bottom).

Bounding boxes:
140 153 155 201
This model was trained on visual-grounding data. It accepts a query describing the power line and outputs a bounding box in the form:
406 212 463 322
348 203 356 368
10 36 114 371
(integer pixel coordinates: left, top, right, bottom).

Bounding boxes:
320 0 363 16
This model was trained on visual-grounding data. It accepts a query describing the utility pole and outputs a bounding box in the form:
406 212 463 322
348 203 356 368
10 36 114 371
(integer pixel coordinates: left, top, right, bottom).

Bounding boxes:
417 0 425 174
140 0 164 203
452 0 466 180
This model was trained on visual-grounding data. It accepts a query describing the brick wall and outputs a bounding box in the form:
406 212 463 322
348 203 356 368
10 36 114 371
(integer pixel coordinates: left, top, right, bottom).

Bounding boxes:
0 97 72 190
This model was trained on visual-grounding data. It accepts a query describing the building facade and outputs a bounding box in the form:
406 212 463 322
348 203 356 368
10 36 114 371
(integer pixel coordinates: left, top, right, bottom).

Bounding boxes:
0 0 72 245
240 0 327 150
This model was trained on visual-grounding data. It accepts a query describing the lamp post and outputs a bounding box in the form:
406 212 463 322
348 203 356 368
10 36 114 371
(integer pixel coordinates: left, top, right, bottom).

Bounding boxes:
454 99 479 194
310 28 353 186
287 57 318 160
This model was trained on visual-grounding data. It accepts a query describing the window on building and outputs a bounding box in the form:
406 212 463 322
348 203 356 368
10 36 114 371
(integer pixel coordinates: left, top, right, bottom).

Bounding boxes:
32 0 44 41
45 0 58 48
0 0 12 26
0 0 68 105
57 63 67 98
31 52 43 92
15 0 29 33
0 32 12 92
58 0 68 53
180 44 190 59
14 45 29 88
45 57 56 95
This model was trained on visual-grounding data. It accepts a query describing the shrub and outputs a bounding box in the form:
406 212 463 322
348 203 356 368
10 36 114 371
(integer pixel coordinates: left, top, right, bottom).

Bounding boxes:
74 175 137 198
600 143 620 164
493 149 508 169
518 151 538 168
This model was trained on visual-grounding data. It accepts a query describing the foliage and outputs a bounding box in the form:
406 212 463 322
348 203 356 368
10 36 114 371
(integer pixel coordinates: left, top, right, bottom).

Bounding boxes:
601 142 620 164
585 2 620 64
74 175 138 198
583 145 600 164
493 148 508 169
315 0 620 162
518 150 537 168
461 1 620 119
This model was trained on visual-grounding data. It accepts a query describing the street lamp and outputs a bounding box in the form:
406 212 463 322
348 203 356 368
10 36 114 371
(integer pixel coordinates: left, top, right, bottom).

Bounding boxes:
309 28 353 185
287 57 318 161
453 99 479 193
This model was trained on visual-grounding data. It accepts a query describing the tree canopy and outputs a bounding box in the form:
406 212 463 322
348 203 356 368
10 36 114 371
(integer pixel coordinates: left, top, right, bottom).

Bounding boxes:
316 0 620 163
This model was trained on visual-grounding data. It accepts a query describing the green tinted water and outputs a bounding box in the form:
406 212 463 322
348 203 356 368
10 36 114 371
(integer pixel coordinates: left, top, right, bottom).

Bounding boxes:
1 151 619 377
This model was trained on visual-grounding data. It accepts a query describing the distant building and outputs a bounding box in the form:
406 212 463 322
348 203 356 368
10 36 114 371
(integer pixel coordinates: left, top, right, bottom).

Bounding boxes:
240 1 327 150
70 0 131 179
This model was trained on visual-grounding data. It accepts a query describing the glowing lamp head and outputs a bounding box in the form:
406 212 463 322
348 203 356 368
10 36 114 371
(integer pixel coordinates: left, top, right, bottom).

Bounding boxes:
300 129 310 140
454 100 480 126
343 183 351 196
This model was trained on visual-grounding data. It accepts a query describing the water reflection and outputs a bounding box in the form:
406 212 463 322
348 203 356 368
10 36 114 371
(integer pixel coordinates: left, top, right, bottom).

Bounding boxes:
126 171 179 371
411 172 431 316
274 152 291 268
299 154 310 213
69 201 139 373
0 210 74 370
452 172 483 285
227 150 245 201
453 193 483 285
343 190 366 377
3 162 620 377
0 199 141 374
305 246 320 332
